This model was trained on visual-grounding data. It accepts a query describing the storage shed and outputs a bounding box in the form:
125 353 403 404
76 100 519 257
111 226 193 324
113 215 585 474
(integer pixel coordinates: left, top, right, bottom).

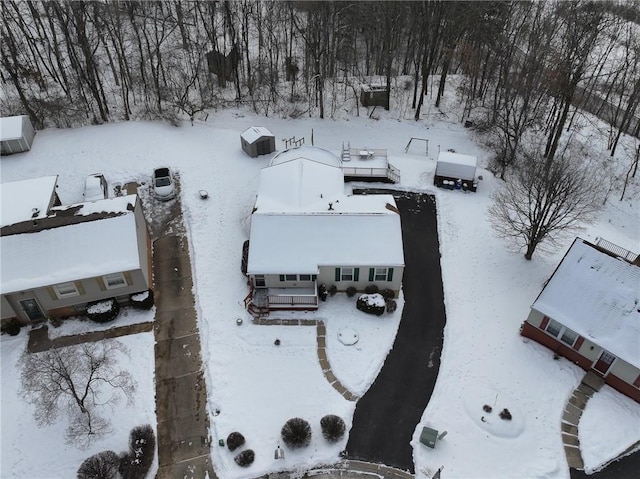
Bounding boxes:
360 84 388 108
241 126 276 157
434 151 478 192
1 115 36 155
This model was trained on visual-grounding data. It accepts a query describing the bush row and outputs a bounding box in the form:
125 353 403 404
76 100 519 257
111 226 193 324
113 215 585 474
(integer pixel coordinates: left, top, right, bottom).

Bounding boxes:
78 425 155 479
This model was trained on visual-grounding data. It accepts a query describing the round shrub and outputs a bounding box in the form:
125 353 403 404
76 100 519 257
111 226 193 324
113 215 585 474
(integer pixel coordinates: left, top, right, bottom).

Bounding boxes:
356 294 385 316
119 424 155 479
227 431 245 452
364 284 379 295
380 289 395 300
234 449 255 467
86 298 120 323
328 285 338 297
129 290 154 310
386 299 397 313
346 286 357 298
281 417 312 449
77 450 120 479
1 318 22 336
320 415 346 443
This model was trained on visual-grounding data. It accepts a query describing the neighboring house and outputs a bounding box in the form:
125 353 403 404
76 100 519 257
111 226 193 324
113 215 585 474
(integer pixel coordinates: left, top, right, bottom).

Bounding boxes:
241 126 276 157
521 237 640 403
0 175 61 227
246 146 405 313
1 115 36 155
1 193 152 325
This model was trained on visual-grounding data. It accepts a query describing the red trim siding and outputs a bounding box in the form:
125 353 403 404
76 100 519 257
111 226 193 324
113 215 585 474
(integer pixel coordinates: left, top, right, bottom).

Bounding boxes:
573 336 585 351
521 321 640 404
540 316 550 330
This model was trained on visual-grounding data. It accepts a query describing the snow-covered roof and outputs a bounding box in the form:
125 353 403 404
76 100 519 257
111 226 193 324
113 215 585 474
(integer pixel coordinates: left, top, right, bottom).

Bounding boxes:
247 211 404 274
241 126 274 144
248 156 404 273
1 213 142 294
0 176 58 227
0 116 25 141
256 158 345 211
437 151 477 167
270 146 341 168
532 238 640 368
51 195 136 216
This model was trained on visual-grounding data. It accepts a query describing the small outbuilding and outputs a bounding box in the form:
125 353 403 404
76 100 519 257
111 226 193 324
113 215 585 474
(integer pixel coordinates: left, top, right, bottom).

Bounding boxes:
1 115 36 155
360 84 388 108
434 151 478 192
241 126 276 158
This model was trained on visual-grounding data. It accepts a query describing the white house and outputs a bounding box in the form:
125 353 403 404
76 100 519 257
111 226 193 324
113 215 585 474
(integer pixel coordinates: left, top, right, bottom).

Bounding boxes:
521 238 640 403
1 193 152 325
246 146 405 312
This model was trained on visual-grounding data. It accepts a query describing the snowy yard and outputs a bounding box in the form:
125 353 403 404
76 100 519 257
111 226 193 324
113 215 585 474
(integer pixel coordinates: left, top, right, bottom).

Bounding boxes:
1 93 639 478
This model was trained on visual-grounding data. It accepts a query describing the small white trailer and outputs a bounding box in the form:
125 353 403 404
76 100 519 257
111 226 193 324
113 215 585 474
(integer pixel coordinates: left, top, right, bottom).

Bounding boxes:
434 151 478 192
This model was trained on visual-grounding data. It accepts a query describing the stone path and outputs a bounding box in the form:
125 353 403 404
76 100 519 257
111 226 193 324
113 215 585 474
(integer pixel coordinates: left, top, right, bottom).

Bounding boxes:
562 371 605 469
253 318 359 402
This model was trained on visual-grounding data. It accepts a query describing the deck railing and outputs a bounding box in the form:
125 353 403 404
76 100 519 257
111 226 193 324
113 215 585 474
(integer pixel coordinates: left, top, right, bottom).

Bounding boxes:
595 238 638 264
268 294 318 307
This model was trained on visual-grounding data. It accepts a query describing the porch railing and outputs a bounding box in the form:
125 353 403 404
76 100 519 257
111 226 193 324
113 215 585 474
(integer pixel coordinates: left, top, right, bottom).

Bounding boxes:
268 293 318 307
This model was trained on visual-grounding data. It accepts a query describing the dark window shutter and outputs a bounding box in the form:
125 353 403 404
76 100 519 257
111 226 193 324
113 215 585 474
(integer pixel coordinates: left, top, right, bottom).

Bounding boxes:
96 277 106 291
47 286 57 300
573 336 585 351
369 268 374 281
354 268 360 281
279 275 285 282
312 274 317 281
335 268 340 281
540 316 550 330
387 268 394 281
75 281 85 295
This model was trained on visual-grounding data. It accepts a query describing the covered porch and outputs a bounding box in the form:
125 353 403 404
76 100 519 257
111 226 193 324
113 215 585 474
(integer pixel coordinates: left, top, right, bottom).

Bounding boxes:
247 286 318 314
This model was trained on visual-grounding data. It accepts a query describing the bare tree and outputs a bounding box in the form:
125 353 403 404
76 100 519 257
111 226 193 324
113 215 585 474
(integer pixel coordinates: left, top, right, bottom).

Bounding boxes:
489 146 604 260
20 340 136 448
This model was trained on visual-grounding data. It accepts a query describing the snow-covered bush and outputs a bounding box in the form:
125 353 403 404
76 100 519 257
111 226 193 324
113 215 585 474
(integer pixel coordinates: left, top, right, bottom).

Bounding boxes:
356 294 385 316
86 299 120 323
320 414 346 443
318 284 328 302
129 290 154 310
234 449 255 467
119 425 155 479
281 417 312 449
77 450 120 479
346 286 357 298
227 431 245 452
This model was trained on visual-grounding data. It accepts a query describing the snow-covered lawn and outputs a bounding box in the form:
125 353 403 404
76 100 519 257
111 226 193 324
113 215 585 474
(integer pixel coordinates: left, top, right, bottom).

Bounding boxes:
1 95 639 478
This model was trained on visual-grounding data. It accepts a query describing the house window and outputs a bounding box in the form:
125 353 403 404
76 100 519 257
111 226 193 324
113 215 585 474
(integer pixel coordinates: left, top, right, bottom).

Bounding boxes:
299 274 312 281
374 268 388 281
103 273 127 290
54 282 80 298
254 275 265 287
545 319 578 347
341 267 354 281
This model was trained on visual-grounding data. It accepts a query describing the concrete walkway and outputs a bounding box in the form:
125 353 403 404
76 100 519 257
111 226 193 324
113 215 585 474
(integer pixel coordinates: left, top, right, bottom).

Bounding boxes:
253 318 359 402
153 234 216 479
27 322 153 353
562 371 605 469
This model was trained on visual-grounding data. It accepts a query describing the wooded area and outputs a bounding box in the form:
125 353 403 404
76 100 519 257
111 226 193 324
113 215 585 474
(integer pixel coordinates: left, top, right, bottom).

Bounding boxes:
1 0 638 169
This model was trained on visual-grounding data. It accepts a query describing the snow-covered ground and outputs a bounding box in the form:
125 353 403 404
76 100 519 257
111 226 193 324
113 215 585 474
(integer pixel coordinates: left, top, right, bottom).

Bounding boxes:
1 88 639 478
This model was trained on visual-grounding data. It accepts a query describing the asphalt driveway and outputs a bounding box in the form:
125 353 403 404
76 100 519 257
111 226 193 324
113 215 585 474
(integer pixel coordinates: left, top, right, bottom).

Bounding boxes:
346 190 446 473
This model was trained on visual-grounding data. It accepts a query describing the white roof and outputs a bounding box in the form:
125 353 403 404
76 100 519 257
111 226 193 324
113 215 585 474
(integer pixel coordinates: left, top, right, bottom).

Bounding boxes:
256 158 345 212
0 116 25 141
0 176 58 227
52 195 136 216
241 126 274 144
271 146 341 168
1 213 142 294
248 156 404 274
247 212 404 274
437 151 477 167
532 239 640 368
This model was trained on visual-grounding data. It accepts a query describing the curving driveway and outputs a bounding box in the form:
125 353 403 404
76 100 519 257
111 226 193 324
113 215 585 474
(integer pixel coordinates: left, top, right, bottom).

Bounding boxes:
346 191 446 473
